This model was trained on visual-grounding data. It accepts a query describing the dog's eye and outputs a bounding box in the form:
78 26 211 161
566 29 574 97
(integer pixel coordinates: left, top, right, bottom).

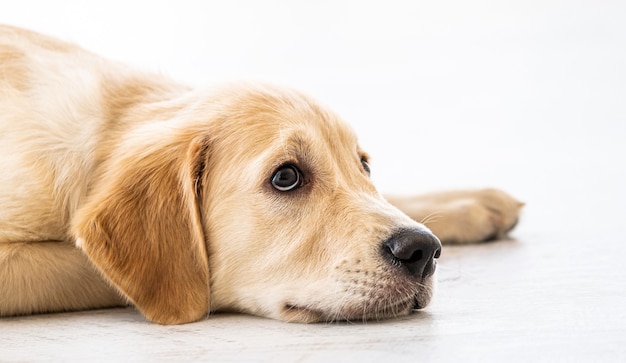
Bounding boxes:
361 158 371 175
271 164 302 192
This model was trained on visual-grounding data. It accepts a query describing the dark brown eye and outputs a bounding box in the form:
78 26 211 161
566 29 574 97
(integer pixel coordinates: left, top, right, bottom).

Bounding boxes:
361 158 371 175
271 164 302 191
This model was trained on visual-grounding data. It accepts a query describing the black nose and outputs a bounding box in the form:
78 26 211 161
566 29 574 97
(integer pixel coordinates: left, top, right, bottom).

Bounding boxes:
382 228 442 278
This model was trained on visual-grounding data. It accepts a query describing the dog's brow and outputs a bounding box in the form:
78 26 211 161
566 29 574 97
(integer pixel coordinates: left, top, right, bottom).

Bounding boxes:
273 130 309 158
277 125 292 158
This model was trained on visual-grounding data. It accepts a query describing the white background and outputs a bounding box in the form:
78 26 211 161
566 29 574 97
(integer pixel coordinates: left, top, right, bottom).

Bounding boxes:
2 0 625 222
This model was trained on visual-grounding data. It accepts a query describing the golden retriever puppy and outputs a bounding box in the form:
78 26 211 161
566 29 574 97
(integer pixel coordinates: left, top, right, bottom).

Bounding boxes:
0 25 522 325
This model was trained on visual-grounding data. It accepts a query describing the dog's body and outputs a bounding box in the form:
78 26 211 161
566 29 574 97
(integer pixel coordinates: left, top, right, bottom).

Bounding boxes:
0 25 522 324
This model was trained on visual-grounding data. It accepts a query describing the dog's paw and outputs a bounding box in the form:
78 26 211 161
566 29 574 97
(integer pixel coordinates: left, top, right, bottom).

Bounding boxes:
424 188 523 244
392 188 524 244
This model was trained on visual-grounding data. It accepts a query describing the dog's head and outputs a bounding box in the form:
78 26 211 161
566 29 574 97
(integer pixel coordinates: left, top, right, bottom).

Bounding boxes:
73 85 441 324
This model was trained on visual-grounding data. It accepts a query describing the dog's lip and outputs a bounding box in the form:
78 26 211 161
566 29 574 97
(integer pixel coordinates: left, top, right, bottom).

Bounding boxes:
282 271 435 322
281 303 325 323
413 296 427 310
284 297 416 323
338 298 416 321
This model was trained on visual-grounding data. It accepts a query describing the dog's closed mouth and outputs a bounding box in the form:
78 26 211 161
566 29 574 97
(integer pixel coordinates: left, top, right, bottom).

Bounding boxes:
282 303 325 323
282 296 418 323
413 297 427 310
339 298 416 322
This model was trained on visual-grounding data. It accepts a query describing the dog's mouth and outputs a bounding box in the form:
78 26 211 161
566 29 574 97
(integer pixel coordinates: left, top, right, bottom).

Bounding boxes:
281 303 325 323
277 261 436 323
281 294 425 323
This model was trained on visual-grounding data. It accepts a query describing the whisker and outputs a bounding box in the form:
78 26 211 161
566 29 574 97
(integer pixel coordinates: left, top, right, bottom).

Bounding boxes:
420 211 442 225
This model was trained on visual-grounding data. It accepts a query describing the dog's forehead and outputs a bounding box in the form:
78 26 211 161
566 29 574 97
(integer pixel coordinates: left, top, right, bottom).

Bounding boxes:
216 87 360 155
258 94 362 165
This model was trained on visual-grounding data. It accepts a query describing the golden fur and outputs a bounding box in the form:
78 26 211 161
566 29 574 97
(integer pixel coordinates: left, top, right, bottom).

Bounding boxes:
0 25 522 324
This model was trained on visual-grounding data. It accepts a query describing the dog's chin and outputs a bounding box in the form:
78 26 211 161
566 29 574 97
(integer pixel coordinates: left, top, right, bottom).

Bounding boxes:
280 292 432 324
277 271 436 323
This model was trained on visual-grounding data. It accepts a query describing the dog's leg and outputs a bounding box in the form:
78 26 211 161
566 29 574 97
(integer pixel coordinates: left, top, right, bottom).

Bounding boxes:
0 241 125 316
386 188 523 244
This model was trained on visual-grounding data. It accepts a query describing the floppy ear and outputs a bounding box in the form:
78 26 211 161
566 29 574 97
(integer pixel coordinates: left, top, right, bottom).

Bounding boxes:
72 134 210 325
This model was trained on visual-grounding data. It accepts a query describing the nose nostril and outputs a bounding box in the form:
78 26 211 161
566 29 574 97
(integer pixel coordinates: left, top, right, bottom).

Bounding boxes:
405 249 423 264
434 248 441 259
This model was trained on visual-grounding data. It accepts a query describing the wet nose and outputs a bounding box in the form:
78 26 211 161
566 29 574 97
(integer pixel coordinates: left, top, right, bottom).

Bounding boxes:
382 228 442 278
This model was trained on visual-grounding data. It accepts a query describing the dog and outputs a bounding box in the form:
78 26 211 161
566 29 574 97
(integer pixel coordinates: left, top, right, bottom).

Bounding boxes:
0 25 522 325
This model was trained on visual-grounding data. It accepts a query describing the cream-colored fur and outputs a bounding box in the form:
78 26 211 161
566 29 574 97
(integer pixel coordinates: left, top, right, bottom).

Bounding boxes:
0 25 522 325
